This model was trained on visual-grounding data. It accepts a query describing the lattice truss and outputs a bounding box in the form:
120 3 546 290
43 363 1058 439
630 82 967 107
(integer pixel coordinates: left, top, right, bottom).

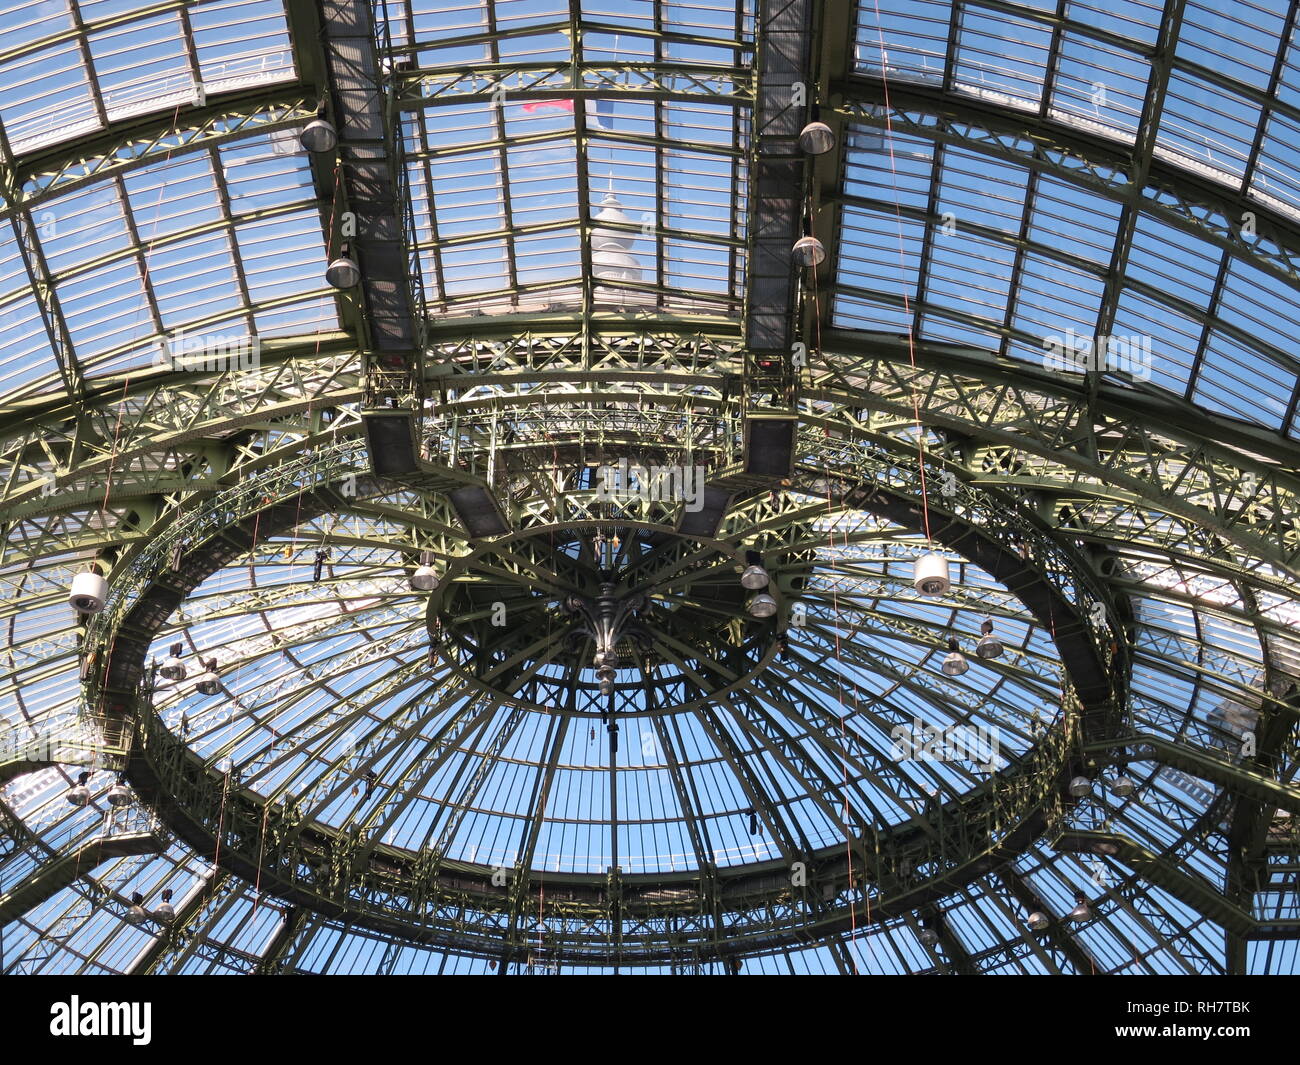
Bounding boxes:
0 0 1298 974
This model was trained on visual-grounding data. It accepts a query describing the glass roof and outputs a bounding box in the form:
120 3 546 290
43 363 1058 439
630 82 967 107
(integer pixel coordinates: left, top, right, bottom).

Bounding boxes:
846 0 1300 433
0 0 1298 975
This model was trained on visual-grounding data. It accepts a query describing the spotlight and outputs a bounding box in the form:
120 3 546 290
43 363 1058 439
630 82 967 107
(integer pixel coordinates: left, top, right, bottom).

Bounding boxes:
918 925 940 947
1068 892 1091 922
106 776 131 807
68 568 108 614
158 642 187 681
193 658 221 696
65 771 91 807
1026 911 1049 931
597 664 616 696
798 109 835 155
125 892 148 926
410 550 439 592
912 551 950 596
975 617 1003 659
791 234 826 267
746 591 778 619
155 889 176 924
1108 773 1135 798
326 246 361 289
299 117 338 153
1068 775 1093 798
739 549 769 591
941 636 968 677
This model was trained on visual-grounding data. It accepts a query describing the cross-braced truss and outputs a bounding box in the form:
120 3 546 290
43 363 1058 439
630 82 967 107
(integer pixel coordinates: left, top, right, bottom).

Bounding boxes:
1 0 1299 975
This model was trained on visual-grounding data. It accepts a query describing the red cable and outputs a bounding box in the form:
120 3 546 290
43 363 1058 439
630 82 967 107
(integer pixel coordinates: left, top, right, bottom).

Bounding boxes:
866 0 934 544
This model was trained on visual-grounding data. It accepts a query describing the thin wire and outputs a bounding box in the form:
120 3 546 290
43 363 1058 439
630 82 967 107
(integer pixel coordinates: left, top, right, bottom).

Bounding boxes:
865 0 934 544
252 802 270 913
289 162 344 563
822 473 861 975
99 99 186 524
212 766 231 869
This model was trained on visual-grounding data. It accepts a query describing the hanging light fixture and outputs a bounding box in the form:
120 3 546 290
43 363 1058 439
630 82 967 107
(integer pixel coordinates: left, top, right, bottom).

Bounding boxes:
410 549 440 592
125 892 148 926
68 567 108 614
65 770 91 807
326 243 361 289
1068 775 1093 798
917 924 940 947
912 551 950 596
106 775 131 807
941 636 968 677
975 617 1003 659
798 106 835 155
746 591 778 619
193 658 221 696
313 548 328 583
158 642 187 681
299 116 338 153
1068 892 1091 922
155 889 176 924
739 549 770 591
597 664 616 696
791 215 826 267
1026 911 1050 931
1108 772 1135 798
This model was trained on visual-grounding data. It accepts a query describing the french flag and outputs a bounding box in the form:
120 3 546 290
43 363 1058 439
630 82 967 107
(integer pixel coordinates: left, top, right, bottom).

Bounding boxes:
520 98 614 130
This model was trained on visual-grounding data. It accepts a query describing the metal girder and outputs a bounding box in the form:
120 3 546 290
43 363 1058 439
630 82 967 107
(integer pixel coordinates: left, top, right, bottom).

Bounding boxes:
914 906 976 974
412 328 1300 592
392 62 754 111
251 906 311 974
0 828 163 927
4 0 1300 978
1087 732 1300 817
421 325 1300 574
745 0 810 364
127 866 229 975
307 0 423 387
13 320 1293 580
834 76 1300 292
1225 682 1300 971
0 333 354 465
1054 828 1300 940
93 686 1082 963
3 89 317 218
810 331 1300 584
131 873 248 974
995 866 1099 974
71 431 1105 959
